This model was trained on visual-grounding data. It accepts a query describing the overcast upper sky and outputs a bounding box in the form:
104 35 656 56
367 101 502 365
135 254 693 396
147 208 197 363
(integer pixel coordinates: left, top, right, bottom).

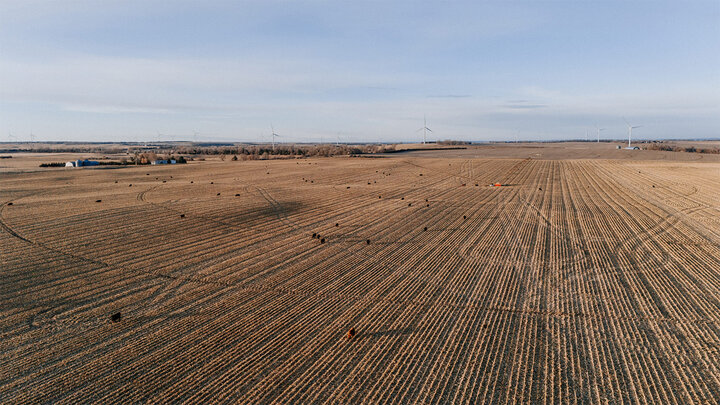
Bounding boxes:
1 0 719 143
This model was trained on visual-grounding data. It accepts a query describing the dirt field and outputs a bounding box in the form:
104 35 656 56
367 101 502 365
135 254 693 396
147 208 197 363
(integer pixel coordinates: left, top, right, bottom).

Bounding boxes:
387 142 720 161
2 149 720 403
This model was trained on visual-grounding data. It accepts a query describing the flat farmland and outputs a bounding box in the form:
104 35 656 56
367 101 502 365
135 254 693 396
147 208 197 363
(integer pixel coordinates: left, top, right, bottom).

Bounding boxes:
2 153 720 403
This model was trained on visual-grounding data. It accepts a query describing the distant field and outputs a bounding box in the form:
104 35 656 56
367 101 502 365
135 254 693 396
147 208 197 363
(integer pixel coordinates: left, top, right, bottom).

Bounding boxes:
2 149 720 403
387 141 720 161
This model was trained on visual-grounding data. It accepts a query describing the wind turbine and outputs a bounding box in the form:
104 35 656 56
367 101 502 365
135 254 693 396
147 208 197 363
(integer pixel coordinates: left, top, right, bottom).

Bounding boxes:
623 118 642 149
595 124 605 143
416 115 432 144
270 125 280 151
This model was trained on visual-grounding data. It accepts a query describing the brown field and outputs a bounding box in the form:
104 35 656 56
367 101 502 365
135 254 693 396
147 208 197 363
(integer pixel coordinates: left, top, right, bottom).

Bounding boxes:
2 146 720 403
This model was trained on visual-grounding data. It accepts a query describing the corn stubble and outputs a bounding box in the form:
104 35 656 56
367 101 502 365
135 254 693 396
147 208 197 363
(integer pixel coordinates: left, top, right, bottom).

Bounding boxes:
2 155 720 403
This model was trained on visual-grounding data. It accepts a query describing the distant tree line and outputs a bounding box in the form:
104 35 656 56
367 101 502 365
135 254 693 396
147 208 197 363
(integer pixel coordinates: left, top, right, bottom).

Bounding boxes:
126 152 187 164
39 153 188 167
437 140 472 145
644 142 720 154
172 144 397 158
22 143 399 158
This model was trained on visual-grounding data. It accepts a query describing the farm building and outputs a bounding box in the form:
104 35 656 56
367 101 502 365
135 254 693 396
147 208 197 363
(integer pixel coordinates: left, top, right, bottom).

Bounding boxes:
65 159 99 167
151 160 177 165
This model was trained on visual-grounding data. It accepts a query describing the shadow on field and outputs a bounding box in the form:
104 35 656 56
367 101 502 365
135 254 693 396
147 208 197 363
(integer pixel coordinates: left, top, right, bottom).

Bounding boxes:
218 200 305 226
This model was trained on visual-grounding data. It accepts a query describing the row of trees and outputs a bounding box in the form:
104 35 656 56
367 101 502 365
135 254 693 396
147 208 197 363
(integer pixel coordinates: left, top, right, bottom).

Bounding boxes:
437 140 472 145
36 144 402 168
644 142 720 154
173 144 397 157
127 152 187 164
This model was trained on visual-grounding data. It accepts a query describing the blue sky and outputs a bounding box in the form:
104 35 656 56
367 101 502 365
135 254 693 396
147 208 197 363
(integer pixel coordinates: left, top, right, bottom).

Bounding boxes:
1 0 718 143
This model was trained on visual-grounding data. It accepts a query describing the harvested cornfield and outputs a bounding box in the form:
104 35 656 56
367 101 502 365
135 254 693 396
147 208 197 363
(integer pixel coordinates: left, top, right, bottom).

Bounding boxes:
2 153 720 403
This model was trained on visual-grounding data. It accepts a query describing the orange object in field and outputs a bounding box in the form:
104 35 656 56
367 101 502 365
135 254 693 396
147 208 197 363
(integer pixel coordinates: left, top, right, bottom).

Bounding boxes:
494 183 502 187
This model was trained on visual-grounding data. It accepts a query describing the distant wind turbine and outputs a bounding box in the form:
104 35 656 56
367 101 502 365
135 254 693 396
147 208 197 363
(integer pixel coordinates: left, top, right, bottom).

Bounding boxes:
416 116 432 144
595 124 605 143
270 125 280 151
623 118 642 149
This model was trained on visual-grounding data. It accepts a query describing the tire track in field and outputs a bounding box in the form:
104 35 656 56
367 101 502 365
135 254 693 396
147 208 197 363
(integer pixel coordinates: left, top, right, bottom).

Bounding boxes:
412 158 588 268
4 161 699 311
0 193 43 244
565 161 720 324
6 188 715 327
1 163 497 340
592 161 720 255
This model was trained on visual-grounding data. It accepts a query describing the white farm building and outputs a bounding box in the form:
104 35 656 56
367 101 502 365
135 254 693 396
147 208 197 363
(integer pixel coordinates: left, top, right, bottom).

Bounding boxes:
65 159 99 168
